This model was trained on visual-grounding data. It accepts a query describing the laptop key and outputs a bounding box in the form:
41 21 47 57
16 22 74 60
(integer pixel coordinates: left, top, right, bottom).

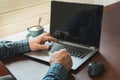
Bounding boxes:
62 44 92 58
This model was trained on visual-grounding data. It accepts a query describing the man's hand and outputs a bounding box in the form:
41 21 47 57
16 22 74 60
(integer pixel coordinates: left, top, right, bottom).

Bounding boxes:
50 49 73 72
29 33 57 51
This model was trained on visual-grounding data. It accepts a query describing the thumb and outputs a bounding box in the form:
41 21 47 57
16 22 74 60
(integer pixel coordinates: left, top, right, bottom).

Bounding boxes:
37 44 49 50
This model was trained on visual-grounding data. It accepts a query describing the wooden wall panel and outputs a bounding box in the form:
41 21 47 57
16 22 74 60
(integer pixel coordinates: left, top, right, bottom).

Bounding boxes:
0 2 50 26
93 0 119 6
0 1 51 37
55 0 93 3
0 0 50 14
0 0 93 38
0 13 50 37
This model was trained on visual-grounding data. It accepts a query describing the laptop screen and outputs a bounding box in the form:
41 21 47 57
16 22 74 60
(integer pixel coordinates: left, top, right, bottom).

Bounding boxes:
50 1 103 48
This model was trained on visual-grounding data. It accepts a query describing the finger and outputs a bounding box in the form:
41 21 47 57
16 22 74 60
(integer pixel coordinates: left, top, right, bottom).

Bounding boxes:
50 51 60 56
42 36 58 42
42 33 51 36
36 33 51 39
58 49 67 53
36 44 49 50
58 49 71 56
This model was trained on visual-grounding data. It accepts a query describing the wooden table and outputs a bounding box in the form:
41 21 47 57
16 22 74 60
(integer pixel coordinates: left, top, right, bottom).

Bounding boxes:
0 2 120 80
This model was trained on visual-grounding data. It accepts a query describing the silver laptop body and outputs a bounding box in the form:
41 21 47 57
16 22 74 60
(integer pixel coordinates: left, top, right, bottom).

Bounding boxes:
25 1 103 70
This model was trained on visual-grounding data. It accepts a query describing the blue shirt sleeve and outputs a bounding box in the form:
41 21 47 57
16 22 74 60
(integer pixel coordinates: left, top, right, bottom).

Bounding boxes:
0 40 30 60
43 63 68 80
0 40 68 80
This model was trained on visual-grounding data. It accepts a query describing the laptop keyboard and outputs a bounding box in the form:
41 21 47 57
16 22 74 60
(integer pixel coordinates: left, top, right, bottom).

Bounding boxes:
63 44 92 58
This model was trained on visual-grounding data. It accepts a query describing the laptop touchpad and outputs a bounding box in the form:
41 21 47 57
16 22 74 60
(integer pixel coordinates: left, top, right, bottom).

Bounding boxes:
49 42 65 53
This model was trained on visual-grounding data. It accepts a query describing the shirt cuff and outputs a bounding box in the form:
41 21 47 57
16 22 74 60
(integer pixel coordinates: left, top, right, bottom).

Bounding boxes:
43 63 68 80
15 39 30 54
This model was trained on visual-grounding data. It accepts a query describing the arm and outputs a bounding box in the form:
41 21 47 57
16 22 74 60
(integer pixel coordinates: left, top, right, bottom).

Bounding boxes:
0 40 30 60
43 49 72 80
0 33 57 60
43 63 68 80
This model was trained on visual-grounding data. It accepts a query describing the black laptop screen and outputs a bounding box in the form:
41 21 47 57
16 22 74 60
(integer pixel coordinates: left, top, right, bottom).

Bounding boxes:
50 1 103 48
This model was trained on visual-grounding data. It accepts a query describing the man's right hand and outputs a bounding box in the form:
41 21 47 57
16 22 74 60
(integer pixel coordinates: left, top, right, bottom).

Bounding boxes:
50 49 73 72
29 33 57 51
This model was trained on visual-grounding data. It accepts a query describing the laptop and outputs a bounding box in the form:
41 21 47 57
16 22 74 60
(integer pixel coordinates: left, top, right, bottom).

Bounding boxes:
25 1 103 70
